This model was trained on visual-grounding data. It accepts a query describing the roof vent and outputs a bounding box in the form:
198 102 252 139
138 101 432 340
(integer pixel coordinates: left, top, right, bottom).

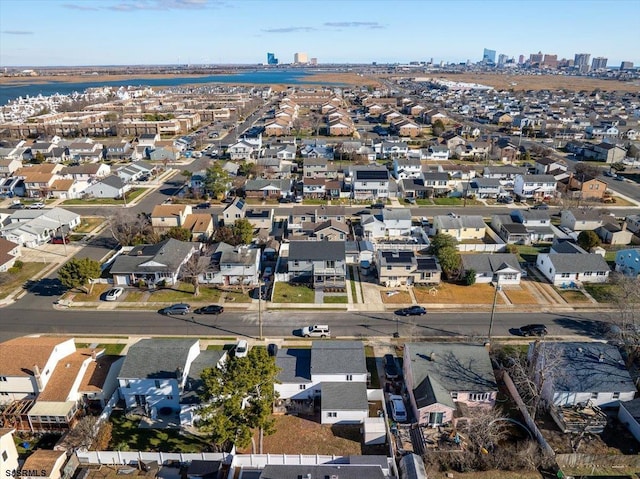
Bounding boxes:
430 352 436 361
577 347 584 353
599 353 605 363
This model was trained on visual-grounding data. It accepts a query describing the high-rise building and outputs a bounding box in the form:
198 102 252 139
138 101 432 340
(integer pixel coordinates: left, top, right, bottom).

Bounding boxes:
294 52 308 64
518 54 525 64
497 54 508 67
541 54 558 69
620 61 634 71
309 58 318 65
482 48 496 64
529 52 544 65
574 53 591 72
591 57 608 70
266 52 278 65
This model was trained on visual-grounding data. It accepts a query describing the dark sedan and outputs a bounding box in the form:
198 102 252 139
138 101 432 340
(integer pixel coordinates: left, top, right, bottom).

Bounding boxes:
194 305 224 315
396 306 427 316
518 324 548 337
384 354 400 380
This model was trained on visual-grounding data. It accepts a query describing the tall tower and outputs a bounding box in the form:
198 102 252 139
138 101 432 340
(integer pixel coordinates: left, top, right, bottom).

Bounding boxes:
591 57 607 70
294 52 308 64
482 48 496 64
574 53 591 73
266 52 278 65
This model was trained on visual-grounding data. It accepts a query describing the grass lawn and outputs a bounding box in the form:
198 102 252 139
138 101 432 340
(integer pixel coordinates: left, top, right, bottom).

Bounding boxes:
64 283 110 302
108 409 211 452
272 282 315 303
555 288 591 303
381 290 412 304
610 195 636 206
303 199 329 205
503 287 539 305
433 197 482 206
583 283 617 302
364 345 381 389
147 284 222 303
513 244 549 263
74 216 105 233
222 289 252 303
415 199 434 206
323 295 347 304
75 342 126 355
0 263 51 300
414 283 505 304
238 415 362 455
62 188 145 205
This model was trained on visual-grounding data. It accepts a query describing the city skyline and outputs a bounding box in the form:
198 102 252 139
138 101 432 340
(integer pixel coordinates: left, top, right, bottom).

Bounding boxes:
0 0 638 67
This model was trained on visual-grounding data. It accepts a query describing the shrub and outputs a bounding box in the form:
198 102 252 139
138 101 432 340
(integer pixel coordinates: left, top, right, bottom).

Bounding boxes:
13 260 24 270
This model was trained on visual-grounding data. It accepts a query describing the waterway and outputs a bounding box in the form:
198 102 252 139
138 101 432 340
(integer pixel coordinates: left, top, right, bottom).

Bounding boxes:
0 69 329 105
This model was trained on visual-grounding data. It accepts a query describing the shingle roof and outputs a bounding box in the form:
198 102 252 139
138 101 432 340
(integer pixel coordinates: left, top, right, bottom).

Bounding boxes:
276 348 312 383
311 340 366 376
288 241 346 261
0 337 73 377
260 465 385 479
460 253 521 274
118 338 198 379
109 238 195 274
321 382 368 410
545 253 610 273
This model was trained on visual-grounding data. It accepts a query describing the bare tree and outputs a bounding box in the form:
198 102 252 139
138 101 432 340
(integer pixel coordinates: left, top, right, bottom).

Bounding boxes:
606 274 640 365
64 415 98 450
180 252 208 297
108 210 153 246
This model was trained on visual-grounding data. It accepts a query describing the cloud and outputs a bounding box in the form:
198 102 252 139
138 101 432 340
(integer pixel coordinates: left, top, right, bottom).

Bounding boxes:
105 0 217 11
62 3 100 10
324 21 384 29
2 30 34 35
262 26 316 33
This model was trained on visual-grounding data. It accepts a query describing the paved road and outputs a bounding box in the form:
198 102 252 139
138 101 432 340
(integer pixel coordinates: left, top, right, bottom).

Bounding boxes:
0 305 613 343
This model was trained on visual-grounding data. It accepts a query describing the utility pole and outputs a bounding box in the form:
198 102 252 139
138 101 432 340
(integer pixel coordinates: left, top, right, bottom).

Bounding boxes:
58 215 67 256
488 275 501 344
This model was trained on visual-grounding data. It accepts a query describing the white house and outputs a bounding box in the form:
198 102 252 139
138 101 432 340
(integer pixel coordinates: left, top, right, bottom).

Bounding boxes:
529 341 636 408
536 252 610 286
351 167 390 200
0 238 20 272
513 174 557 200
393 158 423 180
381 208 412 237
84 175 130 199
0 207 80 248
0 428 19 474
274 341 369 425
118 339 201 412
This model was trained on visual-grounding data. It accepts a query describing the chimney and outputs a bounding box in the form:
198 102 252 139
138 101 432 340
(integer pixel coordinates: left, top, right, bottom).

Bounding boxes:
430 352 436 361
91 349 97 360
599 353 605 363
33 364 43 390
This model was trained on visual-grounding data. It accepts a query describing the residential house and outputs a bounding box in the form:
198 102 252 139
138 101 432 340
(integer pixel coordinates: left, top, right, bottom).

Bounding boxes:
455 141 490 161
510 209 555 243
222 197 247 224
513 174 557 200
84 175 130 199
302 178 327 199
615 248 640 277
534 157 568 176
351 168 390 201
244 179 292 200
289 205 346 225
376 141 409 160
536 252 610 286
226 139 259 161
403 343 498 426
183 213 214 242
398 178 430 199
460 253 522 285
560 208 616 231
393 158 422 180
303 158 338 179
102 139 132 160
625 214 640 234
61 163 111 181
425 145 450 161
0 158 23 178
595 221 634 245
300 142 333 160
583 142 627 163
441 132 466 154
559 174 608 201
0 177 24 197
0 238 20 272
20 450 67 479
264 118 291 136
289 220 349 242
109 238 197 286
215 245 260 286
377 251 441 287
116 161 154 183
491 214 532 245
0 207 80 248
528 341 635 408
483 166 528 186
151 204 193 233
288 241 346 289
118 339 201 411
381 208 412 237
470 178 502 199
433 215 486 241
422 172 451 196
274 341 368 424
0 428 19 473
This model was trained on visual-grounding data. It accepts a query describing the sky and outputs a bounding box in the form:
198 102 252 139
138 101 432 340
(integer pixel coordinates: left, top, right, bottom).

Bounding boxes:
0 0 639 67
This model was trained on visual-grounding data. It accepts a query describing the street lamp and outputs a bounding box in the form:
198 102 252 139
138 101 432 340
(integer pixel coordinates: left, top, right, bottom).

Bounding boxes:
488 274 501 344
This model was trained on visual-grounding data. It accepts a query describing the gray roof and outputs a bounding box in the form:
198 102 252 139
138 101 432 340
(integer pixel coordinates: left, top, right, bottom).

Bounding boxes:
311 340 367 376
118 338 198 379
551 239 587 254
545 253 610 273
405 343 497 409
382 208 411 221
220 247 259 266
288 241 346 261
435 215 486 230
540 342 635 394
620 398 640 420
244 179 292 191
109 238 195 274
182 350 226 403
321 382 368 411
276 348 311 383
472 177 501 188
260 465 384 479
460 253 521 274
519 174 556 182
99 175 126 189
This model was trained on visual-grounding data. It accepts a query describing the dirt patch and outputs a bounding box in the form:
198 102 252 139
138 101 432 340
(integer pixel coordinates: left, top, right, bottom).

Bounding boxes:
414 283 505 304
239 414 363 455
381 290 412 304
503 288 540 305
555 289 591 303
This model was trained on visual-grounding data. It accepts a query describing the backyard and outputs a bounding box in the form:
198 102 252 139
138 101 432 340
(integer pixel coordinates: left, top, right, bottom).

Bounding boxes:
272 282 315 303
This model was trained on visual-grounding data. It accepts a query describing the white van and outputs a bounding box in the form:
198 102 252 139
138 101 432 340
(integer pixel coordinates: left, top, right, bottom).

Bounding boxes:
390 395 407 422
301 324 330 338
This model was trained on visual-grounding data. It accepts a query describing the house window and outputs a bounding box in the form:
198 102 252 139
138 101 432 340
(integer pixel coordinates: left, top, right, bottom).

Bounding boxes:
387 266 392 270
2 451 7 461
0 392 8 396
0 376 6 381
613 392 620 399
346 375 353 381
327 412 337 418
451 392 458 400
584 271 592 276
299 384 306 390
597 271 606 276
155 380 161 388
591 392 599 399
561 273 571 278
469 393 490 401
293 260 299 267
168 395 173 400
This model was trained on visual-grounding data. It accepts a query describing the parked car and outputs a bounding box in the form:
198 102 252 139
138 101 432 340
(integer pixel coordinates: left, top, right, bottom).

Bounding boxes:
389 395 407 422
263 266 273 279
196 202 211 209
234 339 249 358
104 287 124 302
50 236 69 244
159 303 191 315
194 305 224 315
9 202 25 209
371 203 385 209
28 202 45 209
531 203 549 210
301 324 330 338
497 196 514 204
396 306 427 316
384 354 400 380
278 197 292 204
517 324 548 337
614 175 624 181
